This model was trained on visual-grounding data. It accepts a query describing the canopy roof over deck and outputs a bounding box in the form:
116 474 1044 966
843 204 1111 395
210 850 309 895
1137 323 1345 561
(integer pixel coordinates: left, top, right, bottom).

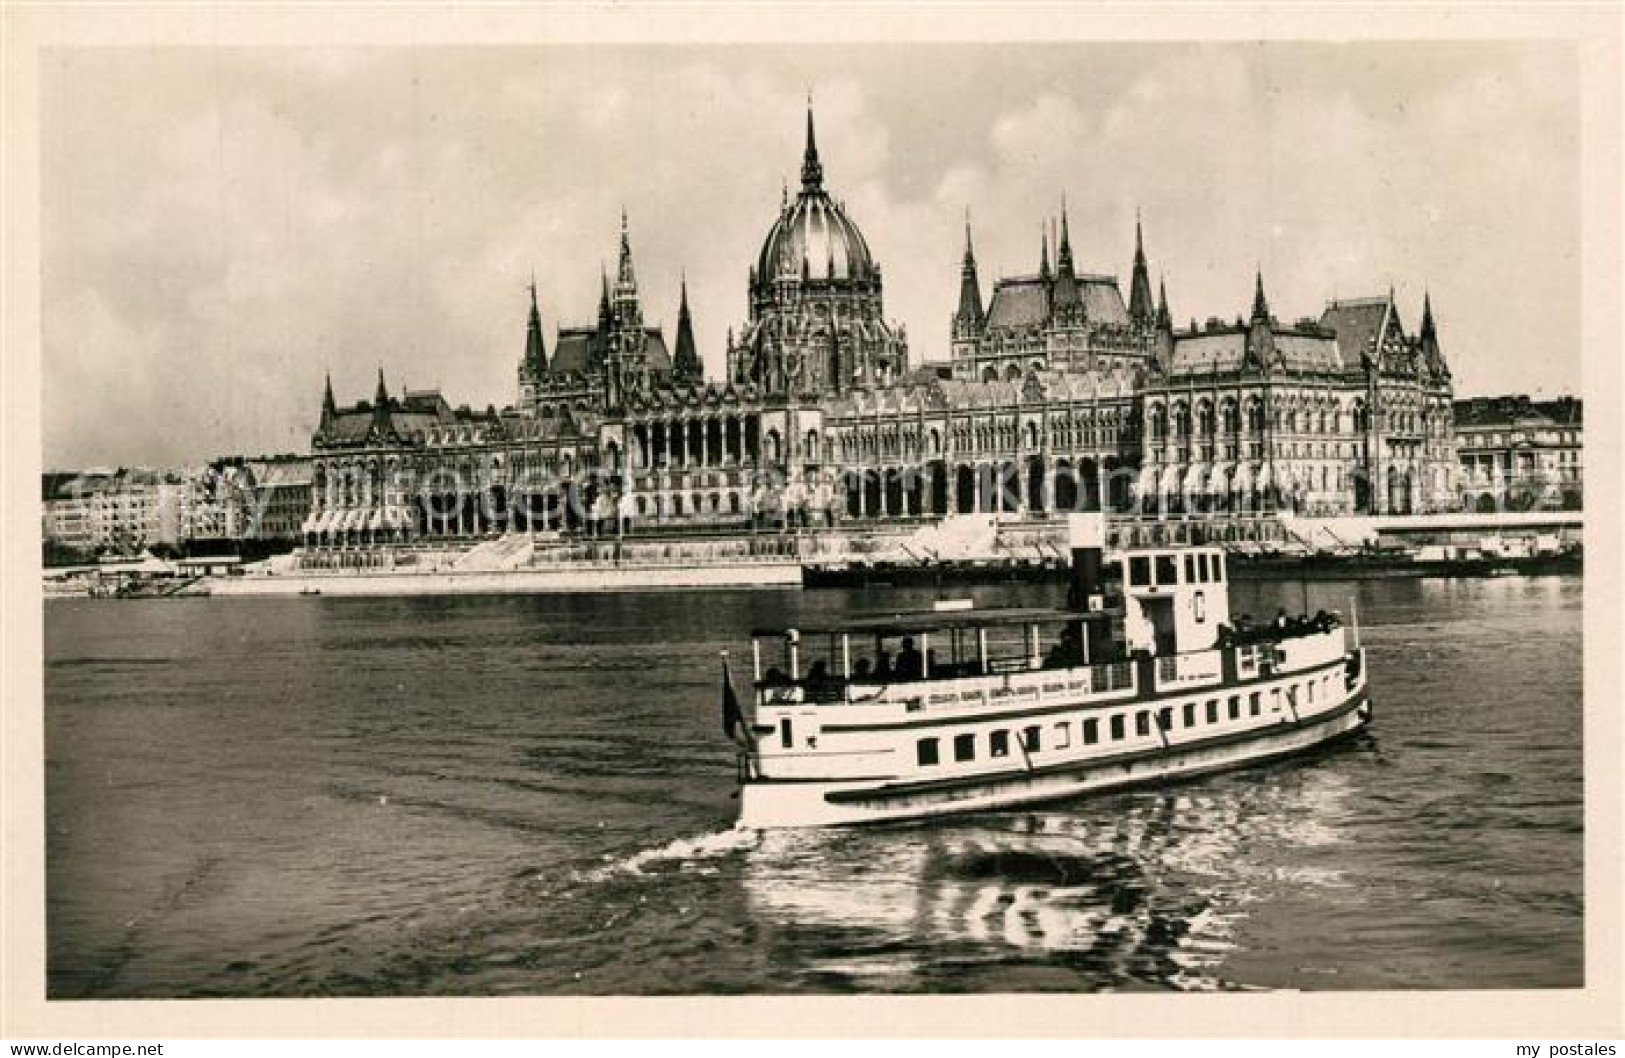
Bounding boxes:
752 605 1109 639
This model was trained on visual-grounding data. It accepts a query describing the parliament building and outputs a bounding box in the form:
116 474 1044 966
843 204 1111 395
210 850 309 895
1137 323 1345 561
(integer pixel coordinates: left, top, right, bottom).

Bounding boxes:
301 108 1458 546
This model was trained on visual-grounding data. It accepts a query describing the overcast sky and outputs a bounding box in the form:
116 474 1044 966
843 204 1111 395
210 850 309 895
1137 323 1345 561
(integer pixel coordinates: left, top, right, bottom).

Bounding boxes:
42 42 1578 469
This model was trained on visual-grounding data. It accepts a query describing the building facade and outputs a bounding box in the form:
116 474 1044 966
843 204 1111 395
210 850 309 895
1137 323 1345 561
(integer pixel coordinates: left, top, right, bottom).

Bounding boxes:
1453 395 1583 511
300 107 1459 549
1139 281 1458 517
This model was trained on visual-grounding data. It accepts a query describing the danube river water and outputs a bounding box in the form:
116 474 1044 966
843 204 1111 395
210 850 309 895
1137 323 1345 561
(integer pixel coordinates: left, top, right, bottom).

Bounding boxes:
45 575 1582 996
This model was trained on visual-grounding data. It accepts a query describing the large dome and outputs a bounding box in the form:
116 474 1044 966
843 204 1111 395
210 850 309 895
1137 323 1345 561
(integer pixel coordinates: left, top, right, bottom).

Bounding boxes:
755 109 875 284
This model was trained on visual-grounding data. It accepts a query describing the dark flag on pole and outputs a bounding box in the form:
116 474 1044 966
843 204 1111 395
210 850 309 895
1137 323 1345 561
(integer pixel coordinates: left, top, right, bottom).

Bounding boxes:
721 652 745 743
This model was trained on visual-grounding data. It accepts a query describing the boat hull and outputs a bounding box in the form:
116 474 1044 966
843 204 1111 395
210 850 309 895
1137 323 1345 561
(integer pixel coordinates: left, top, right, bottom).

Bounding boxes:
739 673 1371 829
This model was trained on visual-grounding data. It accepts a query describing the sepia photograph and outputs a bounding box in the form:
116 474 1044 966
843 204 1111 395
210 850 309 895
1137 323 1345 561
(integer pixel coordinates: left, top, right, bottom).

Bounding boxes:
5 3 1622 1041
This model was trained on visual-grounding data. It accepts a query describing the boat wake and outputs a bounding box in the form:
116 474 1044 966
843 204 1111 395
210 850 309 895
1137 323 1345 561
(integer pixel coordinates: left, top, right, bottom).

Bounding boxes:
574 826 763 883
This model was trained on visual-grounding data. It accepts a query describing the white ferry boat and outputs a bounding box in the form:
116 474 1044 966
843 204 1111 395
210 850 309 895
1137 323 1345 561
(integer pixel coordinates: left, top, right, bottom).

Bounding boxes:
724 514 1371 828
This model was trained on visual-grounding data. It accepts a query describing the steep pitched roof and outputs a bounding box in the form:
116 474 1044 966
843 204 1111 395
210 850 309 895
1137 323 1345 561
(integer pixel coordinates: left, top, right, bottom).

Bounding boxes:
1079 277 1130 326
550 328 602 376
1319 296 1402 369
984 276 1050 331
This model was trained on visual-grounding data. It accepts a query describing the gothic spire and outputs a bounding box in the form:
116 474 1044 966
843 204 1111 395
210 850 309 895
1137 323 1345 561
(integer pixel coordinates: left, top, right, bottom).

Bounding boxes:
597 264 612 330
1129 212 1156 327
954 213 985 336
1420 289 1437 341
673 272 701 381
369 368 394 437
1057 194 1075 277
1039 224 1052 281
801 101 824 192
524 275 548 375
1251 268 1271 324
322 371 335 416
615 209 637 295
1156 275 1172 331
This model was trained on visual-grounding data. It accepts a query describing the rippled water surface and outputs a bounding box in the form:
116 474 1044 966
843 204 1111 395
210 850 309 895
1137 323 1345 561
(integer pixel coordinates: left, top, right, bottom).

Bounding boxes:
45 576 1582 995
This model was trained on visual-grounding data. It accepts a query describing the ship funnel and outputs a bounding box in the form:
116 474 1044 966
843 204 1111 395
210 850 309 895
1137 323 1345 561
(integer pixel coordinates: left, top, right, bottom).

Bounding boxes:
1065 514 1113 662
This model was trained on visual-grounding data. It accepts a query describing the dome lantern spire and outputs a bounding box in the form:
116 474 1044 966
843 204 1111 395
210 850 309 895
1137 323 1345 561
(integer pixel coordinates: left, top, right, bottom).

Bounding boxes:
801 100 824 193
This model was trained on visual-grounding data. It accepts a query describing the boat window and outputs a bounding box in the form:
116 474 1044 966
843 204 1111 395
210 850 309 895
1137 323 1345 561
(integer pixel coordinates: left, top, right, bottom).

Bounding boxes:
1183 703 1197 728
1022 726 1041 753
1271 688 1282 711
1053 722 1072 749
1213 554 1225 582
1155 555 1179 585
1110 715 1126 741
954 733 976 762
1197 553 1210 582
1129 556 1151 587
1287 686 1299 711
1249 692 1261 716
1206 700 1219 724
917 738 940 766
990 730 1011 758
1083 718 1100 745
1184 555 1198 583
1134 711 1150 737
1157 707 1173 732
1228 695 1240 720
780 718 794 748
1307 679 1316 704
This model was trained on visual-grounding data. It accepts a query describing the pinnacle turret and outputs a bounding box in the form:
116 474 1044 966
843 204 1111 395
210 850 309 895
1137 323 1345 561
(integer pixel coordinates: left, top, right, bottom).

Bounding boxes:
801 102 823 192
1128 214 1156 328
673 272 702 382
954 215 985 336
524 276 548 376
1251 268 1271 324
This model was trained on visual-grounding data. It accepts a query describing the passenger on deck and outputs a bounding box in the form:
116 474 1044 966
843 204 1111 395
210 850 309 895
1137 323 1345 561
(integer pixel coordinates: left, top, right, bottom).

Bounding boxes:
852 658 874 682
1044 625 1086 669
875 650 894 681
894 637 924 681
804 659 831 696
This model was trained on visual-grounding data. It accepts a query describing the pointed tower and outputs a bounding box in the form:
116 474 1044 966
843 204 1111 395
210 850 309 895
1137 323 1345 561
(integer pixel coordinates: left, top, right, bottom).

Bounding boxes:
953 216 985 339
1246 269 1276 372
1039 225 1052 282
1418 289 1448 379
368 368 396 441
320 371 336 430
605 212 648 407
1250 268 1271 324
1151 276 1176 375
1053 198 1081 316
801 102 824 193
1056 196 1076 276
524 277 547 376
673 273 702 383
614 209 640 322
1128 215 1156 328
